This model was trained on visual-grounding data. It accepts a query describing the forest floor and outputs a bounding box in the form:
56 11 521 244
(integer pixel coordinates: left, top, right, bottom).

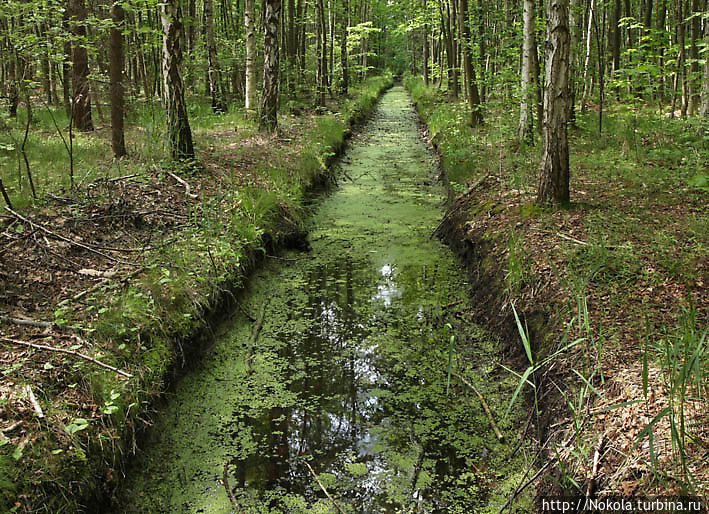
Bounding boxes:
0 75 393 512
406 77 708 505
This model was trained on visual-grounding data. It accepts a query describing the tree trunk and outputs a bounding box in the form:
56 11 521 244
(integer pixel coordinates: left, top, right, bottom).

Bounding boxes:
687 0 699 114
611 0 620 71
423 0 429 86
205 0 226 112
519 0 535 139
70 0 94 131
110 1 127 158
538 0 571 205
260 0 281 131
161 0 195 159
700 16 709 118
341 0 349 94
244 0 257 111
458 0 482 125
581 0 595 111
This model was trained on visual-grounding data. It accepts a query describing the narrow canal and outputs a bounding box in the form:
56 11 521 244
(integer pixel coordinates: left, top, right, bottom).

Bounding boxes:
111 86 530 513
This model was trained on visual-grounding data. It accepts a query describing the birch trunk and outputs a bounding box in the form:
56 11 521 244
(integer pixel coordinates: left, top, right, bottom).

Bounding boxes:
537 0 571 205
519 0 535 140
161 0 195 159
244 0 256 112
260 0 281 131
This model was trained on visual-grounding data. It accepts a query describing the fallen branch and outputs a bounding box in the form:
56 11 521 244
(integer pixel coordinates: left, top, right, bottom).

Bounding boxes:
223 461 241 512
452 371 504 442
166 170 198 199
248 300 269 346
0 336 133 379
303 460 346 514
442 299 464 310
1 421 22 433
24 385 44 419
585 433 605 498
430 174 490 239
0 315 85 334
497 454 556 513
71 267 144 303
4 207 136 266
107 173 140 183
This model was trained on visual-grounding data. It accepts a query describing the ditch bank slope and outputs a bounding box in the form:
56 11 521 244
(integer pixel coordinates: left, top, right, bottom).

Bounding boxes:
405 76 709 505
1 75 393 513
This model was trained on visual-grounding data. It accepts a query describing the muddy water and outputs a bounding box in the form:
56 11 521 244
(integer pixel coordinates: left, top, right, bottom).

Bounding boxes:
112 87 530 513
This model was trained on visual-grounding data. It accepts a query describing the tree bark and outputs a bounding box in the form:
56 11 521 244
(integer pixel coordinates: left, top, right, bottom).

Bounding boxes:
519 0 535 139
537 0 571 205
341 0 349 94
581 0 595 111
700 16 709 118
244 0 257 111
260 0 281 131
109 1 127 158
423 0 429 86
205 0 226 112
458 0 482 125
70 0 94 131
687 0 699 114
161 0 195 159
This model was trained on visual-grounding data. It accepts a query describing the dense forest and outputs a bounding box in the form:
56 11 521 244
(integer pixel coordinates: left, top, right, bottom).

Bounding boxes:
0 0 708 510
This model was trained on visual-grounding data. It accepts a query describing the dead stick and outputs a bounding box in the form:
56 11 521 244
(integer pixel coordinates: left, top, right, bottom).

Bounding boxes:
585 433 605 498
107 173 140 183
4 207 136 266
166 170 198 199
430 174 490 239
303 460 346 514
0 336 133 379
25 385 44 418
497 456 557 514
223 461 241 512
0 315 85 333
71 267 144 303
442 299 464 310
452 372 504 442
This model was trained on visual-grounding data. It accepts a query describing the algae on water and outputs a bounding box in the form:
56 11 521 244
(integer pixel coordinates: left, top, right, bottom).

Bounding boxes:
112 87 531 514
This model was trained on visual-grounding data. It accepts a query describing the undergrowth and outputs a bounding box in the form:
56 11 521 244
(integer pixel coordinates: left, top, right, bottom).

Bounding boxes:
1 73 393 513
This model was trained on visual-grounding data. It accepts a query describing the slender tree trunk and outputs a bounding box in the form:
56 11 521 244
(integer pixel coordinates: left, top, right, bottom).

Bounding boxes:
260 0 281 131
70 0 94 131
538 0 571 205
423 0 429 85
62 11 72 118
161 0 195 159
679 0 688 117
8 51 18 118
687 0 699 114
700 17 709 118
244 0 256 111
581 0 595 111
341 0 349 94
458 0 482 125
205 0 226 112
520 0 535 139
110 1 127 157
611 0 620 71
315 0 324 105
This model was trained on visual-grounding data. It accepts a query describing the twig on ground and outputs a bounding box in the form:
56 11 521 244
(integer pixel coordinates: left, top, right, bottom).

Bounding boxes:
430 174 490 239
166 170 198 199
71 267 144 303
24 385 44 418
0 336 133 378
0 315 85 333
107 173 140 183
223 461 241 512
452 371 505 442
4 207 136 266
585 432 605 498
303 459 346 514
442 299 464 310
